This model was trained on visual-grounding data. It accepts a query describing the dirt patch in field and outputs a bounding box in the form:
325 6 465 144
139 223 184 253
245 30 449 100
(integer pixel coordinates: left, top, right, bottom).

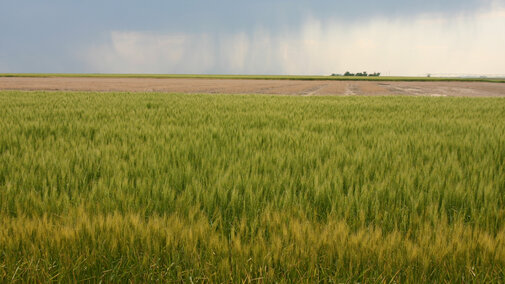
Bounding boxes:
1 77 505 97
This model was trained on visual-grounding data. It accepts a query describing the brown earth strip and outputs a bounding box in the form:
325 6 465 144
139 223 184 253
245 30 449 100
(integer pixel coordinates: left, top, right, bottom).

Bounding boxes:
1 77 505 97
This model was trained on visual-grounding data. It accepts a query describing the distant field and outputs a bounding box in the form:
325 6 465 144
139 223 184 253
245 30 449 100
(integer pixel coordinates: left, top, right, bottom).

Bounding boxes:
1 91 504 282
1 73 505 83
3 76 505 97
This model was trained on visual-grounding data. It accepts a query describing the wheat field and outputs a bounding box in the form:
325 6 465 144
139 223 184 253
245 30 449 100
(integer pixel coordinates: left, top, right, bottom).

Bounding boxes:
0 91 504 282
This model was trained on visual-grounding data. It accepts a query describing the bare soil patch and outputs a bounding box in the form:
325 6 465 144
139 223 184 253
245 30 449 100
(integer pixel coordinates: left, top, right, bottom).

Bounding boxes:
1 77 504 97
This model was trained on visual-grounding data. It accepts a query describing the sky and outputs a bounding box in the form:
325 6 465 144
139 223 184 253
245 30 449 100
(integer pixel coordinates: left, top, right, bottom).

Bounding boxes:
1 0 505 76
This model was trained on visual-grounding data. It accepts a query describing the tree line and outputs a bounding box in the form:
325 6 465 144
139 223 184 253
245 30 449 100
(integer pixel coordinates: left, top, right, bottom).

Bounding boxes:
332 71 381 77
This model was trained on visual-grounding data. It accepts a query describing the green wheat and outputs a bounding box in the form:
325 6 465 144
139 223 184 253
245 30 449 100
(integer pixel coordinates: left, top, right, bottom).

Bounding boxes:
0 91 504 282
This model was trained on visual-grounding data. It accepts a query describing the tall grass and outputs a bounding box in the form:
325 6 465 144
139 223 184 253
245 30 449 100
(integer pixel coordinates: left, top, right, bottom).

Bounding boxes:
0 91 504 282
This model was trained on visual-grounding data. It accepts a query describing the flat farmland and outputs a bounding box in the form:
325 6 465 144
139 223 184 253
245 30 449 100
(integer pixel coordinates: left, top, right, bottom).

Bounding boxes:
1 90 505 282
1 76 505 96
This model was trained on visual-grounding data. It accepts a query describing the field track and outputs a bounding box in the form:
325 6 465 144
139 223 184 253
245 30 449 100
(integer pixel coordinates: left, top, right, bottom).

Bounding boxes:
1 77 505 96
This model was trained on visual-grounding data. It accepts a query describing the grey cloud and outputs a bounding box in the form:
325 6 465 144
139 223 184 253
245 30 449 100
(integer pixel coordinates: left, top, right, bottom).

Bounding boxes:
84 8 505 76
2 0 504 73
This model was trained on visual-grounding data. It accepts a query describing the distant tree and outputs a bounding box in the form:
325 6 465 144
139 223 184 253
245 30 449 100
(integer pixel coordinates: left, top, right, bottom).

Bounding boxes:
343 71 381 77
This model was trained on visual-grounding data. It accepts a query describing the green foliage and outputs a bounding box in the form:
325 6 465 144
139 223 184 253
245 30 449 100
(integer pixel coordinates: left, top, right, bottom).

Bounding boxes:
1 91 505 282
344 71 381 77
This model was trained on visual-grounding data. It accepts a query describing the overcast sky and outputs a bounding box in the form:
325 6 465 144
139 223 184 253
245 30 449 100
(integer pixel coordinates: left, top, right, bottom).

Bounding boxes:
1 0 504 75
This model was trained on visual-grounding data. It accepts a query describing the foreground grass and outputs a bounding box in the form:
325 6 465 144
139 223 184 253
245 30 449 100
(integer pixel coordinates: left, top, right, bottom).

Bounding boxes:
1 73 505 83
0 91 504 282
